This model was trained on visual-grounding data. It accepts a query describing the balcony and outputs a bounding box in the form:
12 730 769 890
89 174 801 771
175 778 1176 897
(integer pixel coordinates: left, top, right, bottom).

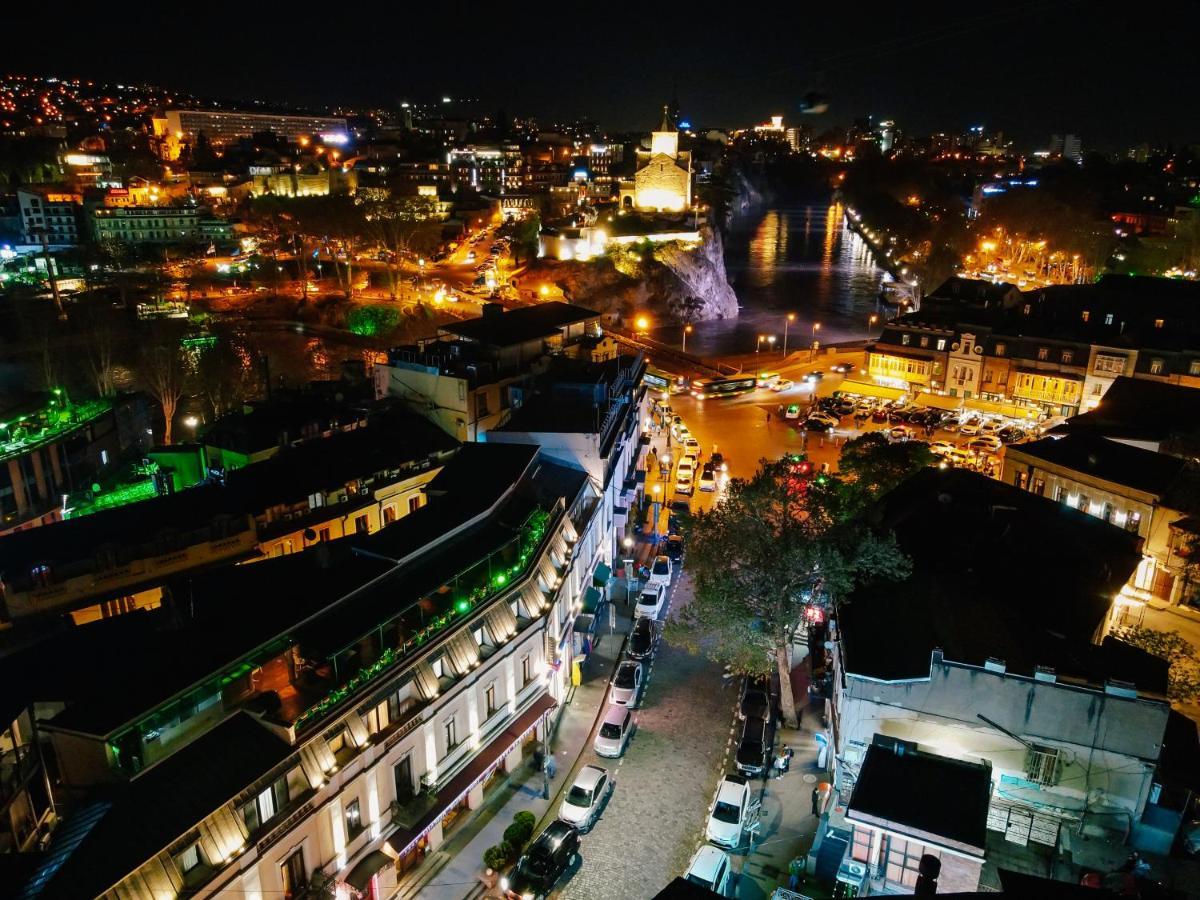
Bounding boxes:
0 744 39 810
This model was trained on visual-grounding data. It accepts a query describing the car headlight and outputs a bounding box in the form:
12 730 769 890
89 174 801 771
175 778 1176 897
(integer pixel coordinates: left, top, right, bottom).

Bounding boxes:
500 877 510 892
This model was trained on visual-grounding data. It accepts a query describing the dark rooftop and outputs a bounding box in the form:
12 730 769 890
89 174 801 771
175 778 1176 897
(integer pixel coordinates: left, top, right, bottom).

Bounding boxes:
1008 432 1188 498
1064 376 1200 444
223 410 457 510
848 742 992 852
0 410 456 585
840 468 1156 687
30 443 546 738
440 301 599 346
25 712 289 900
202 393 370 456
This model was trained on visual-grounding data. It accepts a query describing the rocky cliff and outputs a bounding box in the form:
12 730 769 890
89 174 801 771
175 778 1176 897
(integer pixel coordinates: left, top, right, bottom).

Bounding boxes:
528 225 739 323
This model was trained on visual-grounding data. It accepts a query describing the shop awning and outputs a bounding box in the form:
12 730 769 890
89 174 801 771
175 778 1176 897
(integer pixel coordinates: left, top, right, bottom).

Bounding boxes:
573 613 598 635
914 392 962 412
387 692 556 859
963 397 1040 421
593 562 612 586
582 585 603 614
344 850 393 891
835 380 907 402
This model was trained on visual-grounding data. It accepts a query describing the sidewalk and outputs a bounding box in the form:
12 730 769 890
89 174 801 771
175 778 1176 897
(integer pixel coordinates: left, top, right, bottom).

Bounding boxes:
739 649 832 899
404 584 636 900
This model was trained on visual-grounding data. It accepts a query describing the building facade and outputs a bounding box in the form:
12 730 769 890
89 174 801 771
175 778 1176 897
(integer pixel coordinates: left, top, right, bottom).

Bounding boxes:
7 443 617 900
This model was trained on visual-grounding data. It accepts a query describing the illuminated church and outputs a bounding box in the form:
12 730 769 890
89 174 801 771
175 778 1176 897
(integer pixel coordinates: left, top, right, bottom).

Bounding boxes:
619 105 693 212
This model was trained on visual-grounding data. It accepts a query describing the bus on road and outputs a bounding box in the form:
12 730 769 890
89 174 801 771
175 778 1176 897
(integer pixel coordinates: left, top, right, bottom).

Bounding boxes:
692 376 757 399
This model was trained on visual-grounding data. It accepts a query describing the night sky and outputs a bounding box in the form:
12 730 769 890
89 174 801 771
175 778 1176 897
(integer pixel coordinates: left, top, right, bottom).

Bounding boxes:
6 0 1198 149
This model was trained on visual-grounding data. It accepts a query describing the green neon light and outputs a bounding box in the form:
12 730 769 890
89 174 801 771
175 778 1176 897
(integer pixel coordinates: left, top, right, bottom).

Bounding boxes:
292 507 553 730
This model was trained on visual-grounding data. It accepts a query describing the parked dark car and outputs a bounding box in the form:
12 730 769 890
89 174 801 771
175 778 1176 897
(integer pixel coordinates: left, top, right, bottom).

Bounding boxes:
627 616 656 660
804 416 835 432
503 821 581 899
735 715 772 777
998 426 1028 444
664 534 684 561
738 686 770 721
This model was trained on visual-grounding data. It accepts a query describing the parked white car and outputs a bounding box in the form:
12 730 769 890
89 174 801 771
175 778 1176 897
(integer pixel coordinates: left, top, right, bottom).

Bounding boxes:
559 765 612 832
646 555 672 588
706 774 752 849
609 660 643 707
594 705 633 758
684 845 735 896
636 583 666 619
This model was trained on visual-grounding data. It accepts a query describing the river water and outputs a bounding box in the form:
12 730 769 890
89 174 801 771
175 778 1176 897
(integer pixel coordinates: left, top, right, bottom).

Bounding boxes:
650 200 887 358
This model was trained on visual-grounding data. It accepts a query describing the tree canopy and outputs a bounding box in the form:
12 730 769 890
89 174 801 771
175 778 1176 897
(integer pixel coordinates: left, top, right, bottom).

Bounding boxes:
838 432 935 504
667 456 910 725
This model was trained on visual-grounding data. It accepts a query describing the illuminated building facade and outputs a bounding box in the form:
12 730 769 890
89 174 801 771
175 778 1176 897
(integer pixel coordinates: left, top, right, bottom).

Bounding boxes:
619 105 692 212
152 109 350 159
16 186 82 245
3 443 615 900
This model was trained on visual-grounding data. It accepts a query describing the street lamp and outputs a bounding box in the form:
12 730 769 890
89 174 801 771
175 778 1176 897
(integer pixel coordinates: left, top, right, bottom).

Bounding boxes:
756 334 767 382
783 313 795 356
682 324 693 353
651 483 662 543
811 322 822 361
635 315 650 335
868 313 879 340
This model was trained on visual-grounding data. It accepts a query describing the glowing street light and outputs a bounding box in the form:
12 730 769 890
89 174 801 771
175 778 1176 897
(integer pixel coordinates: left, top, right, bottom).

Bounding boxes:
682 324 693 353
635 315 650 335
783 312 795 356
868 313 879 340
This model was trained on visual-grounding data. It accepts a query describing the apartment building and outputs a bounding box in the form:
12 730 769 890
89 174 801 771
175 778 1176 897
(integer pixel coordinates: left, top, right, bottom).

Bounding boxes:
0 392 151 536
16 186 82 245
867 275 1200 417
153 110 349 159
6 440 615 899
374 302 607 442
815 469 1196 894
0 410 455 622
91 206 202 244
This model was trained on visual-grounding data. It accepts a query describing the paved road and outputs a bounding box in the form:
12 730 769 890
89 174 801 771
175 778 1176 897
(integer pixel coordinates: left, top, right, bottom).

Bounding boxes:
559 570 737 900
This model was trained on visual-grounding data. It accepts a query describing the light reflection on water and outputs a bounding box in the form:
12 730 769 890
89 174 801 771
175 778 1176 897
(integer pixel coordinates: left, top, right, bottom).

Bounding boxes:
652 203 886 358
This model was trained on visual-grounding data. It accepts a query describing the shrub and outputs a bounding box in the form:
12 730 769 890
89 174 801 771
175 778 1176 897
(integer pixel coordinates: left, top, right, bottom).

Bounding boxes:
501 816 535 854
483 841 513 871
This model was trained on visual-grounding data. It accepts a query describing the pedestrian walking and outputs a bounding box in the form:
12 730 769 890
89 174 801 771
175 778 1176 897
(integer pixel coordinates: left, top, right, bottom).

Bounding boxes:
766 411 772 424
545 755 557 779
788 857 806 891
811 786 821 816
782 744 793 773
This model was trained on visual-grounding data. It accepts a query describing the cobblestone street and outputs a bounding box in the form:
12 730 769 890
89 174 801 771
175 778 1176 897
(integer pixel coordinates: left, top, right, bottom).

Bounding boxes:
558 571 737 900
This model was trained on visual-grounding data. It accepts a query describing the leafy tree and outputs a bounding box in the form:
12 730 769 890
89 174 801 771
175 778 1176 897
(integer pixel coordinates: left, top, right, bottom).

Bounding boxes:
838 433 934 504
356 190 441 300
1114 625 1200 702
667 457 910 727
510 215 541 266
